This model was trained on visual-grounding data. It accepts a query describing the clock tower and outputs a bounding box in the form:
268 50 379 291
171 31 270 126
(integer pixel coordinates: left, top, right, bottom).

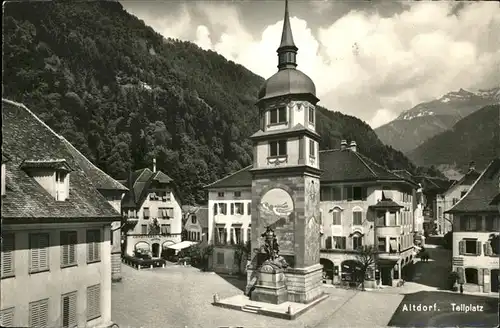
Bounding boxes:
247 0 323 303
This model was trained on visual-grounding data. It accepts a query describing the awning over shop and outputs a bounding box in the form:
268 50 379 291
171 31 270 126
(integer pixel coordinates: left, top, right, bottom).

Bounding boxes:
166 241 198 250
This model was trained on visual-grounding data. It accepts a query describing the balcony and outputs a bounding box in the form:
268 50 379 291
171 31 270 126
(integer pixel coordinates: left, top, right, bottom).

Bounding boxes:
125 216 139 224
375 226 402 236
377 252 401 261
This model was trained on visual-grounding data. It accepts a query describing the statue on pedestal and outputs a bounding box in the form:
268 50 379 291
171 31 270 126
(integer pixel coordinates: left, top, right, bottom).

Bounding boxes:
261 226 288 269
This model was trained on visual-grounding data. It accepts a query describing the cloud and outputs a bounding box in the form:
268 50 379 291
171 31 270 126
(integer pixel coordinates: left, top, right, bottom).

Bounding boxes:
126 1 500 128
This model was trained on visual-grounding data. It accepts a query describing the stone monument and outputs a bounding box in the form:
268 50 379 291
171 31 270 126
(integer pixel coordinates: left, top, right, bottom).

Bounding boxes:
246 0 324 304
250 227 289 304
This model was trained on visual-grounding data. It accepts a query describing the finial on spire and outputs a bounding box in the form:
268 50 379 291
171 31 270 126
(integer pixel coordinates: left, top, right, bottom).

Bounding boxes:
277 0 298 70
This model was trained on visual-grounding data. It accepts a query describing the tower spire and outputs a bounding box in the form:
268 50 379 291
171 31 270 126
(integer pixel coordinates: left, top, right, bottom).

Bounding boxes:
277 0 298 70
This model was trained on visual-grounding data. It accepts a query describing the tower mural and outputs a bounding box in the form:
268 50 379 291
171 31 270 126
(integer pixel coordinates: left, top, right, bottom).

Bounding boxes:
247 0 323 304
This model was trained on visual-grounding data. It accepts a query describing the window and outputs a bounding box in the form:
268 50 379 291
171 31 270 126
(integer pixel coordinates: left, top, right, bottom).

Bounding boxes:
216 252 224 265
55 171 67 201
87 284 101 321
308 106 315 124
234 191 241 197
452 198 459 205
485 216 500 232
196 232 200 241
375 211 385 226
233 202 244 215
269 107 287 124
309 140 315 157
389 238 398 253
29 299 49 328
353 211 363 225
61 291 77 328
269 140 287 156
29 233 50 273
459 238 480 255
247 202 252 215
161 224 171 234
464 268 479 284
332 210 341 225
0 307 14 327
234 227 242 244
217 203 227 215
461 216 478 231
344 186 367 201
352 235 362 250
143 208 150 219
388 212 397 226
141 224 148 234
86 230 101 263
332 236 346 249
437 206 442 218
191 215 197 224
216 227 227 245
218 192 225 197
321 187 342 201
60 231 77 268
158 207 172 219
1 233 15 278
378 237 386 252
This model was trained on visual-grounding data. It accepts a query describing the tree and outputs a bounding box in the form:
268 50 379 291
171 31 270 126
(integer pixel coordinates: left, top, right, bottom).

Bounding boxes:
355 245 377 291
233 240 251 275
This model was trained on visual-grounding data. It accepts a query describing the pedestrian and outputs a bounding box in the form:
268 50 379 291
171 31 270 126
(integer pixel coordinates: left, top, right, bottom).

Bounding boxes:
460 284 463 294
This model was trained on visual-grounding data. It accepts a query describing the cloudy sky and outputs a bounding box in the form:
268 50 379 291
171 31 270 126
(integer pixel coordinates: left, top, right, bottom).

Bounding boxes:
121 1 500 128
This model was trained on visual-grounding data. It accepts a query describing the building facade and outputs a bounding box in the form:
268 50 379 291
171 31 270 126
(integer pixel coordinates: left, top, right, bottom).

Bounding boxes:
436 162 480 235
121 161 182 258
446 158 500 294
183 206 209 242
1 99 118 328
205 141 419 288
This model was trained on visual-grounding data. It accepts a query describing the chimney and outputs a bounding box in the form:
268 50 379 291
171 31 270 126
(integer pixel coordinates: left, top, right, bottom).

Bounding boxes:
469 161 475 171
153 157 157 173
349 141 357 152
340 140 348 150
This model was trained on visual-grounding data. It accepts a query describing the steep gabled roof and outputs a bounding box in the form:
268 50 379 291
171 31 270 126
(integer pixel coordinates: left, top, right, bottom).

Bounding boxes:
447 168 481 191
1 99 120 220
63 139 128 191
204 149 416 189
446 158 500 214
121 167 175 208
204 165 253 189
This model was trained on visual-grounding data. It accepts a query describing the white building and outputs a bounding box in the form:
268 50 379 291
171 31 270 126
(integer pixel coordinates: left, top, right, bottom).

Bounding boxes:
121 160 183 258
446 158 500 294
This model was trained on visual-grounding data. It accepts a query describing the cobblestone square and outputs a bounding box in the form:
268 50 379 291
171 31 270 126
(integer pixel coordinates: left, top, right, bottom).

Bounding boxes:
112 265 402 328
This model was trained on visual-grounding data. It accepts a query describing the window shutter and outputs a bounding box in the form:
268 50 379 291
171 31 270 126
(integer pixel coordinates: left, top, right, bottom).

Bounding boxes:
476 241 482 255
1 233 15 277
478 268 484 286
0 307 15 327
87 232 94 263
30 234 40 273
95 231 101 261
483 243 489 256
87 284 101 321
230 203 234 215
62 292 77 328
30 299 49 328
39 234 49 271
342 237 347 249
458 240 465 255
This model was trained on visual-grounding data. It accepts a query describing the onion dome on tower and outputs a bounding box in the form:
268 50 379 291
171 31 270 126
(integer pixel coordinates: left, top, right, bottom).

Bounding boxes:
257 0 318 104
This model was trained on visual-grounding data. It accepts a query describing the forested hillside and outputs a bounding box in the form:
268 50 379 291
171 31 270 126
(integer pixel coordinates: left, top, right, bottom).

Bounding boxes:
408 105 500 172
3 1 423 204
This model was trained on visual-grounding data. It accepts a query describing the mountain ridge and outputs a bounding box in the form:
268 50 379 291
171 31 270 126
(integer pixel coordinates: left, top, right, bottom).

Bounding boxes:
375 87 499 153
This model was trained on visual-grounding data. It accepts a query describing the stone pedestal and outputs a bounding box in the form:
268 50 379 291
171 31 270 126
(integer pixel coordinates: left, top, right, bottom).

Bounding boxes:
250 264 288 304
284 264 323 303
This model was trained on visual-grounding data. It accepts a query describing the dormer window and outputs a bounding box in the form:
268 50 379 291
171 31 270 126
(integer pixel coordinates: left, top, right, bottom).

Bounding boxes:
55 171 68 201
20 159 72 201
269 107 287 124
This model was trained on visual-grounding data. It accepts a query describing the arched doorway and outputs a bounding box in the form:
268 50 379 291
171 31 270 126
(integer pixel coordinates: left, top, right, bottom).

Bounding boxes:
162 240 175 260
491 269 499 293
152 243 160 258
320 258 334 284
134 242 151 258
341 260 363 286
